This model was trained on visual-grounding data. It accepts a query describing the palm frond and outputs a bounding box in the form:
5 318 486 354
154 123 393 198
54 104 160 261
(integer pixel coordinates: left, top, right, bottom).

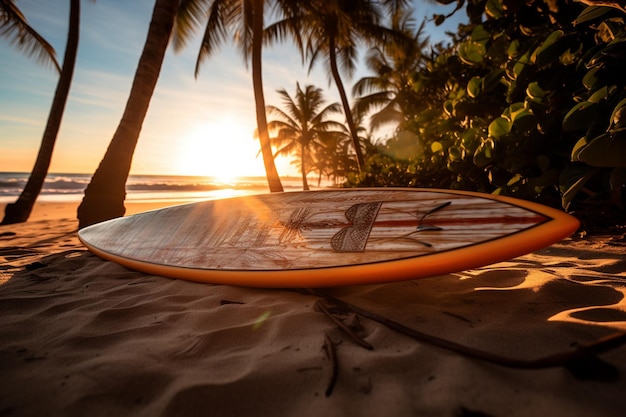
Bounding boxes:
314 119 346 134
1 0 60 72
369 101 403 131
354 90 393 119
380 0 413 20
337 43 358 78
173 0 209 51
353 75 390 97
264 16 302 50
311 103 342 126
233 0 253 61
195 0 231 76
267 105 299 131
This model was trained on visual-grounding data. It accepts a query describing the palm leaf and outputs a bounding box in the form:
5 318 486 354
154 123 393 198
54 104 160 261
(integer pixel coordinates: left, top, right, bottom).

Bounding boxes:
194 0 231 76
0 0 60 72
173 0 208 51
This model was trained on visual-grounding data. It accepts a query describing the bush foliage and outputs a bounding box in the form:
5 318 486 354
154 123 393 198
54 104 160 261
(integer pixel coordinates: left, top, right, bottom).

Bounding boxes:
347 0 626 228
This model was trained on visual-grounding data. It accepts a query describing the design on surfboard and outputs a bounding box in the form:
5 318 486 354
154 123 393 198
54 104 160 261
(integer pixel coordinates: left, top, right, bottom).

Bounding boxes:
330 201 452 252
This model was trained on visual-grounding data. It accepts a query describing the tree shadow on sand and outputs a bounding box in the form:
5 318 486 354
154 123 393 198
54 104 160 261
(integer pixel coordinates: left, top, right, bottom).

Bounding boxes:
320 239 626 369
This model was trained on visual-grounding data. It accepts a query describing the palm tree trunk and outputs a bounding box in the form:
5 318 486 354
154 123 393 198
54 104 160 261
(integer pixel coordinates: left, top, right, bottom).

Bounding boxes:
77 0 178 228
301 141 309 190
252 0 283 192
1 0 80 225
328 34 364 171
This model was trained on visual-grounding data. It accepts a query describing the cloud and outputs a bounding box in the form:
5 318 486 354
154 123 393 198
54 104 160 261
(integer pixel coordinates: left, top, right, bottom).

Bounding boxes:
0 114 47 127
81 2 152 55
69 69 133 110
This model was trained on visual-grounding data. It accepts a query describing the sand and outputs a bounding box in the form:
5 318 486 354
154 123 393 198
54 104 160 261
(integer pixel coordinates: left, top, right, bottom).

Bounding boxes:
1 200 625 417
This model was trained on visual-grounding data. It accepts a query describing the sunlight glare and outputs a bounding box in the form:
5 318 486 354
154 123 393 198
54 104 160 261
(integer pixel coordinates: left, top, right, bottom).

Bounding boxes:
176 119 264 182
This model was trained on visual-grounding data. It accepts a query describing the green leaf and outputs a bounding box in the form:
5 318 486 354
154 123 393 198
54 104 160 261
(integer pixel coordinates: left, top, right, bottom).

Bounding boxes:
482 69 504 93
485 0 503 19
449 146 464 161
583 68 601 90
471 25 490 44
467 76 482 98
473 138 496 167
459 41 487 65
507 39 520 58
531 30 564 66
526 82 546 100
588 86 609 103
507 173 522 186
431 141 444 153
524 81 548 114
503 102 525 122
488 117 512 138
512 108 536 131
510 105 532 121
512 53 530 80
560 167 597 210
563 101 598 132
607 36 626 47
574 6 612 25
461 128 480 151
586 39 626 69
542 30 566 47
610 98 626 129
578 131 626 167
571 137 588 161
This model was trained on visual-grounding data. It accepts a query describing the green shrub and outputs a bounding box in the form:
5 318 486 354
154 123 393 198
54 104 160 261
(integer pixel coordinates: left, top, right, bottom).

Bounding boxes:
349 0 625 229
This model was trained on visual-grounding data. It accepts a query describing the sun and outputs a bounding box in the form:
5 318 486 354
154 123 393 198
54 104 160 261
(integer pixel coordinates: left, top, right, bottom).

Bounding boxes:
176 119 265 182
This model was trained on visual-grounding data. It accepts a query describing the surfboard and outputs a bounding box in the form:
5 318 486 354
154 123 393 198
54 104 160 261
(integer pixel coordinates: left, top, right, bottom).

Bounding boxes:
78 188 579 287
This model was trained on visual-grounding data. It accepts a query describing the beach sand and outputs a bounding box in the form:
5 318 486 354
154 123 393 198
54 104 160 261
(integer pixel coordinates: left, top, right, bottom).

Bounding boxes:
1 200 625 416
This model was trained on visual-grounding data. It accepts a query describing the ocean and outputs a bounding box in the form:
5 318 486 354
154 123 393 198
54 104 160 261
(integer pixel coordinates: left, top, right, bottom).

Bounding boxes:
0 172 318 204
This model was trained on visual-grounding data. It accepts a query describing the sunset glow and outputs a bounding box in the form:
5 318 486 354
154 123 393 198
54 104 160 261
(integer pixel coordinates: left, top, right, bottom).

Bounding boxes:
0 1 455 179
175 119 265 181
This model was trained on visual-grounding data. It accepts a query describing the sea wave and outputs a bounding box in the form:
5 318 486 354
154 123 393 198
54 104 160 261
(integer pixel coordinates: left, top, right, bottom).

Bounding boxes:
0 174 90 195
0 172 311 203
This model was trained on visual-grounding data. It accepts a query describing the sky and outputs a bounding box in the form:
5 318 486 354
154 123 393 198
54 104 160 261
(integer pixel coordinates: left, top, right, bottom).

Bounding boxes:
0 0 466 179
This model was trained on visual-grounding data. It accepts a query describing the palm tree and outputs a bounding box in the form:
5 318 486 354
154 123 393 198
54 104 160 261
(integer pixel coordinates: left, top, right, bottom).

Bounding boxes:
77 0 179 228
174 0 283 192
2 0 80 225
353 11 429 133
311 129 353 186
0 0 61 72
267 0 411 171
266 83 344 190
